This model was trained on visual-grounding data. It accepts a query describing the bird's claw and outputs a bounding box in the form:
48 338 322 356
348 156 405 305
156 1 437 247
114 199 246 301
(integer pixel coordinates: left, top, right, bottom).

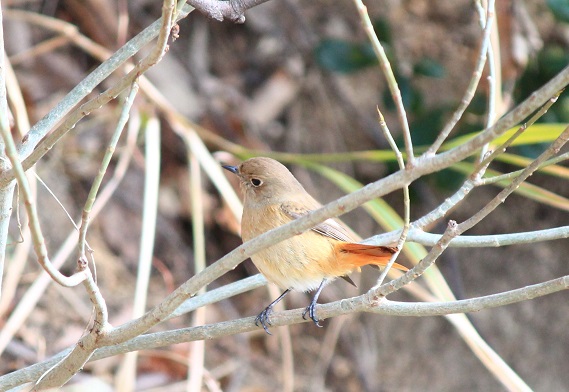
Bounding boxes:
255 306 273 335
302 303 322 328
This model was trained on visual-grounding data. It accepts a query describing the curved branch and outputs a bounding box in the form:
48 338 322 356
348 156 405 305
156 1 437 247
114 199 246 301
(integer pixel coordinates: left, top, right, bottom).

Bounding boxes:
2 274 567 390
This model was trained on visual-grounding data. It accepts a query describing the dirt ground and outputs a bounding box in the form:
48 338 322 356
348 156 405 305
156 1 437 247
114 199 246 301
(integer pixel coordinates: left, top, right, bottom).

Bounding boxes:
2 0 569 391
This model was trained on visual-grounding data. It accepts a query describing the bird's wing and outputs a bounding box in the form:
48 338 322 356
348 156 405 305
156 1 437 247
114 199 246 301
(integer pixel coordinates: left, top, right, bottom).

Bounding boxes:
280 200 357 243
281 199 364 287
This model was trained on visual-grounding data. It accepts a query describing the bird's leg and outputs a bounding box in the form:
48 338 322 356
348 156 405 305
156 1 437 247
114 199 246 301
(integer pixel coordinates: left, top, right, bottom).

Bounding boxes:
255 289 291 335
302 279 327 327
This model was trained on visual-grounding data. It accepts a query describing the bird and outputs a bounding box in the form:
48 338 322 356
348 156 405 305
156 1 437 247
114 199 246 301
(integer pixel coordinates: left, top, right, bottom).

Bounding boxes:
223 157 407 334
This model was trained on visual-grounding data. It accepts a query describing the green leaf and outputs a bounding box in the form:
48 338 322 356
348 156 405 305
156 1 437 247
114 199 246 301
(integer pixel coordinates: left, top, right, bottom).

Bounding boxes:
512 143 549 159
441 123 568 151
431 169 466 192
538 45 569 76
547 0 569 23
240 123 567 168
314 39 378 74
372 18 392 45
553 95 569 122
413 58 445 78
382 75 421 111
410 107 448 145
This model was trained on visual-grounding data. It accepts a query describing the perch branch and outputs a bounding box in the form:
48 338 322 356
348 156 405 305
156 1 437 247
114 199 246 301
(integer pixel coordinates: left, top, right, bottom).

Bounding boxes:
2 274 567 390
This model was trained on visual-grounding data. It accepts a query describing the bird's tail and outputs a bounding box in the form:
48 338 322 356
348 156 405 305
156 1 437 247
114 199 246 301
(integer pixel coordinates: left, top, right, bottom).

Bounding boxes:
337 243 408 271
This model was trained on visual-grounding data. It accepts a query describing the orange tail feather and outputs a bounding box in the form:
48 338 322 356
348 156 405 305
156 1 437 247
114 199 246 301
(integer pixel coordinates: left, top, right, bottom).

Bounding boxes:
337 243 408 271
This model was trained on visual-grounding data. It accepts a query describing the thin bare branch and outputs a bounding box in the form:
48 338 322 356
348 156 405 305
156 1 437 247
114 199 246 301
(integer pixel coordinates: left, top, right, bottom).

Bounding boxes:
369 225 569 248
0 109 140 358
374 108 409 287
187 151 207 392
480 150 569 185
31 0 176 386
78 81 140 257
426 0 495 155
0 68 88 287
0 4 194 187
375 221 459 297
0 1 13 297
3 273 567 390
476 91 562 172
458 124 569 234
376 124 569 298
0 54 34 311
353 0 414 163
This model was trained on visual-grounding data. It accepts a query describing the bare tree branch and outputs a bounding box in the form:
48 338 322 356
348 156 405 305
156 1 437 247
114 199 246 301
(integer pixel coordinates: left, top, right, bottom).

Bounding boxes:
369 225 569 248
427 0 496 155
2 274 567 390
353 0 414 163
0 4 194 187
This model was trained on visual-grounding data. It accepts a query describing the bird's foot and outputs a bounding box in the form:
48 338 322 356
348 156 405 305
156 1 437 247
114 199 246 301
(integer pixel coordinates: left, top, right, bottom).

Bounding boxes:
302 302 322 328
255 306 274 335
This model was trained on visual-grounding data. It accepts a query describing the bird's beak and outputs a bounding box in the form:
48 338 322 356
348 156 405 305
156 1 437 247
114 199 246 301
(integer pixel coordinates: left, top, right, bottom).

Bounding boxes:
222 164 239 175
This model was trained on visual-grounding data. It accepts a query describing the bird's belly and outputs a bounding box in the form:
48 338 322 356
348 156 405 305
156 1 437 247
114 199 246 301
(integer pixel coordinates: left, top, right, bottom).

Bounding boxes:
250 233 337 292
241 203 353 292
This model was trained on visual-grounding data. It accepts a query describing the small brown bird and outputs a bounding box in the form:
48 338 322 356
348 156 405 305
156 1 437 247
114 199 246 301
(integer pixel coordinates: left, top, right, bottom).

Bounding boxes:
223 157 407 333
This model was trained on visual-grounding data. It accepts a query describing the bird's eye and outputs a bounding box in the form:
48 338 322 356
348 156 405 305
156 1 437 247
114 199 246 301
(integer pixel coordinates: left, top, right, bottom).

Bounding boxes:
250 178 263 187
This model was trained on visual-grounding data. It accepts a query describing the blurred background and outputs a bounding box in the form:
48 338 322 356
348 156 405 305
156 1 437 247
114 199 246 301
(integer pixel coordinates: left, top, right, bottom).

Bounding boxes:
2 0 569 390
